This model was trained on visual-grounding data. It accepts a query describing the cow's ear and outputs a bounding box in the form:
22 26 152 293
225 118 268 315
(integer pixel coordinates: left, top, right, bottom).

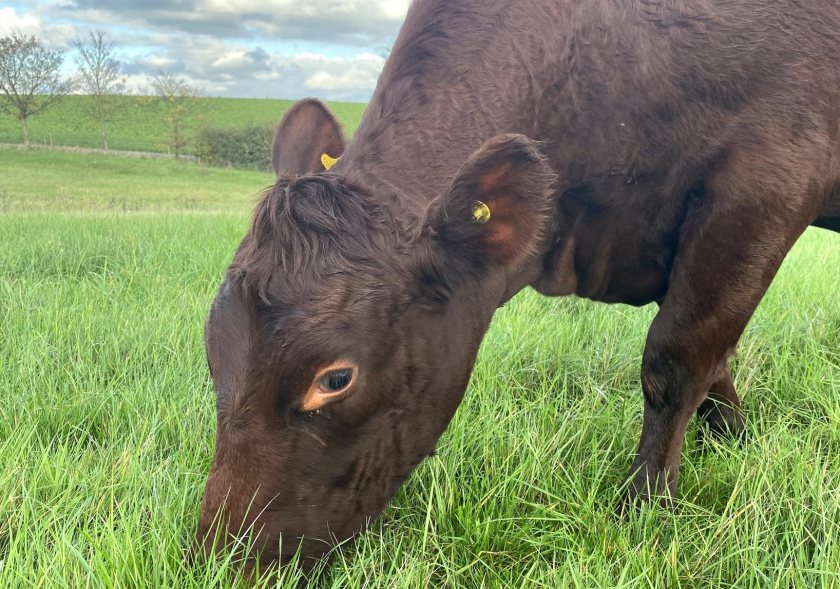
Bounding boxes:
422 134 555 281
272 98 346 176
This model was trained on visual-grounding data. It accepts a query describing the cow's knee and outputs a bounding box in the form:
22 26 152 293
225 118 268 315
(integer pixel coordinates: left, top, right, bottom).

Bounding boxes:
640 331 710 413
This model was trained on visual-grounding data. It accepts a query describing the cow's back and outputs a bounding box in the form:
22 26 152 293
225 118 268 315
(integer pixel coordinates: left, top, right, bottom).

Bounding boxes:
531 0 840 185
349 0 840 201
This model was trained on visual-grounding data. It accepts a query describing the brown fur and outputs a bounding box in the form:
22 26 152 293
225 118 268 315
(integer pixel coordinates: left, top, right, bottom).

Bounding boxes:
200 0 840 569
271 98 345 176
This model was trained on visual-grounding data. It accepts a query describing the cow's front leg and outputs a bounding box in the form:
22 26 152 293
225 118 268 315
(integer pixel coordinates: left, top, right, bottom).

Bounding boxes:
627 321 718 501
629 291 768 502
626 150 820 503
655 302 745 444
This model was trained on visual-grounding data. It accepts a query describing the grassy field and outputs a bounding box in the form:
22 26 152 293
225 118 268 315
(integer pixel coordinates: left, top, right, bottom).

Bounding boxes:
0 95 366 154
0 148 273 212
1 149 839 587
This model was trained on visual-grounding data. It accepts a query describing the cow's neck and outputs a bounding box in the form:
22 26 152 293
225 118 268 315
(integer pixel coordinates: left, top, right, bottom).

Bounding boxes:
343 86 505 215
340 3 553 221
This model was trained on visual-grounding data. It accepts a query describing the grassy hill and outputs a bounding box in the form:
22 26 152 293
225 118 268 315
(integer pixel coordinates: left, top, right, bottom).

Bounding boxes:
0 95 366 154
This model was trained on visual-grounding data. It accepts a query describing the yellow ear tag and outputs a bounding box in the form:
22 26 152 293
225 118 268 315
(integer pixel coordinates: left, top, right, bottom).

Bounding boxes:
472 200 491 224
321 153 339 171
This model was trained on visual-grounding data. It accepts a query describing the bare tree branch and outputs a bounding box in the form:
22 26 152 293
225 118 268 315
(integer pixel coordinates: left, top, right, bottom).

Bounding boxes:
0 33 73 146
149 71 203 159
73 30 127 150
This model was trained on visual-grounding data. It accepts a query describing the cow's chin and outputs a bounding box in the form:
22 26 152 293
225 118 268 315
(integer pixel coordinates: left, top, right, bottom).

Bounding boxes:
199 522 344 577
243 491 391 568
246 535 337 574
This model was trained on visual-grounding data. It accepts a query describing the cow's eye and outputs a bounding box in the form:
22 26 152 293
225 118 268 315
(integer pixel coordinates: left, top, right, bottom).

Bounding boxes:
300 362 358 413
302 362 358 412
320 368 353 392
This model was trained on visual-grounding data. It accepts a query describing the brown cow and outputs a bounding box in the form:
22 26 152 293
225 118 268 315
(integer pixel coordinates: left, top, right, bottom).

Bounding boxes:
199 0 840 568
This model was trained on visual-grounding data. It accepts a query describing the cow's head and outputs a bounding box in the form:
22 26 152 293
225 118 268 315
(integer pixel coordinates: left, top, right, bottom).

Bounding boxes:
198 99 555 568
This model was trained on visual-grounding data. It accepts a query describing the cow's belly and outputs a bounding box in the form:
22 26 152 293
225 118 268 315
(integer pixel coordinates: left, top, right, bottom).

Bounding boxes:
533 182 683 307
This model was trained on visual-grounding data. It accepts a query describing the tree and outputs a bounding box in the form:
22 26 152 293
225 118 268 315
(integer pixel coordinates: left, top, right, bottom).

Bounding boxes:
150 71 203 159
0 33 72 147
74 31 126 150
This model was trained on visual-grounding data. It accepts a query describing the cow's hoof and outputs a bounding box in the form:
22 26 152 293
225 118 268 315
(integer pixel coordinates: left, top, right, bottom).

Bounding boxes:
696 399 745 446
618 462 676 514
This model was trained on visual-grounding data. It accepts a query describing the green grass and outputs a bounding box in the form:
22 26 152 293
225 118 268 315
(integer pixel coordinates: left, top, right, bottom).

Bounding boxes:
0 148 273 212
1 149 839 587
0 95 366 153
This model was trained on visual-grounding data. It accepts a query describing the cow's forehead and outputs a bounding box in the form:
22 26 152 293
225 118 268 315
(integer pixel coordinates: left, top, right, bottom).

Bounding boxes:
215 272 398 364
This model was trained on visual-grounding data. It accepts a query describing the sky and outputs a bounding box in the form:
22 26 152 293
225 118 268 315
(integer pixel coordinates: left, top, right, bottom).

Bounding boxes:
0 0 412 101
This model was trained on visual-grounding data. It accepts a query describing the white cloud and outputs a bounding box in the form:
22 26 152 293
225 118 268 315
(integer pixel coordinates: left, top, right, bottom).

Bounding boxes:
0 7 77 48
192 0 410 20
4 0 412 100
210 50 253 70
0 7 40 34
303 54 385 91
62 0 409 45
147 56 175 67
380 0 411 20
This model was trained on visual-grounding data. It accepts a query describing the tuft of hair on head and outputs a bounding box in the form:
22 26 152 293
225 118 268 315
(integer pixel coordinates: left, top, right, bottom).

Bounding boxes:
235 175 405 304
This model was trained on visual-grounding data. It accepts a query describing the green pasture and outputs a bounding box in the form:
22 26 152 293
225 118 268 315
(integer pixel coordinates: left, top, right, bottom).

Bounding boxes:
0 148 273 212
0 95 366 153
0 149 838 587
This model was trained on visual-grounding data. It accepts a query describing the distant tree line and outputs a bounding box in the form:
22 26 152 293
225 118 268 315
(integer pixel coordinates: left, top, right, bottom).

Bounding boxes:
0 31 212 160
195 126 273 171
